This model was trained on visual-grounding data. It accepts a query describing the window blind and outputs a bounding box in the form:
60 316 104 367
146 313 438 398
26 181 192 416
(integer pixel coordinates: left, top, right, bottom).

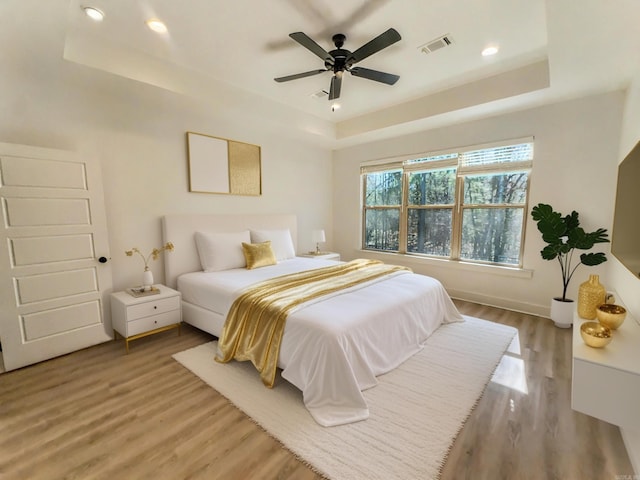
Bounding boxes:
460 142 533 168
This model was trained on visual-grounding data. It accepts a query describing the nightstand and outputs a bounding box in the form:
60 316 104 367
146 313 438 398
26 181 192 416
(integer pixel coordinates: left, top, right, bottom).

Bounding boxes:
299 252 341 261
111 285 182 353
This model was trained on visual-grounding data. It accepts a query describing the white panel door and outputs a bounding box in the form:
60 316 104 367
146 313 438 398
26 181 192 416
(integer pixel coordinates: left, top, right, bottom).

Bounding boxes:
0 142 113 371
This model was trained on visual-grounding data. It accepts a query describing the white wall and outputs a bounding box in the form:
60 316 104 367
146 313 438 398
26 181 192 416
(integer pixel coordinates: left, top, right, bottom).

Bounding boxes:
333 91 625 316
0 7 333 294
1 0 632 321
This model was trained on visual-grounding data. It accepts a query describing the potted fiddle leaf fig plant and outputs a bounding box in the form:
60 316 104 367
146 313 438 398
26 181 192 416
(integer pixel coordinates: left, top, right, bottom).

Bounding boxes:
530 203 609 328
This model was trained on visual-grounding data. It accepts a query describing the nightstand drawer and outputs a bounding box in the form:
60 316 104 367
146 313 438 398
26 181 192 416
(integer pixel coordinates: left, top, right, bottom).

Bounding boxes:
128 310 181 336
126 295 180 321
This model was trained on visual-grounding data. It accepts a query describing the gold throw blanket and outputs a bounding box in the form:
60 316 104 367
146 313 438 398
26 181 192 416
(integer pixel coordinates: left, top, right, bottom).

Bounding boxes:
215 259 411 388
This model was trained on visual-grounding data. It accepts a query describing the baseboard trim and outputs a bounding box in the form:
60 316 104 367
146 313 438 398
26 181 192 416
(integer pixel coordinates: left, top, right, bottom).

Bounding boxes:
448 288 549 318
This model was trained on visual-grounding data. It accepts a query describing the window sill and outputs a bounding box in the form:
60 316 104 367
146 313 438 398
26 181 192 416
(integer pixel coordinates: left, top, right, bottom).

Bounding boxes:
356 249 534 279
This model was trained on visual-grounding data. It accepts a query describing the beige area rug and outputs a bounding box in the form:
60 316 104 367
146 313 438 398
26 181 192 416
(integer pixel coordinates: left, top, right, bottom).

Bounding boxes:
173 316 518 480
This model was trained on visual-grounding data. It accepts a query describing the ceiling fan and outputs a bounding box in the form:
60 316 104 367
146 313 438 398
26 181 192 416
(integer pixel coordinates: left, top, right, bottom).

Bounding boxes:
274 28 401 101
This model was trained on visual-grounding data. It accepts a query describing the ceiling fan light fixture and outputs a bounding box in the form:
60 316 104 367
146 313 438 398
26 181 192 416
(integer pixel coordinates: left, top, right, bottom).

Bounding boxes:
146 18 168 34
82 6 104 22
335 70 344 79
331 103 341 112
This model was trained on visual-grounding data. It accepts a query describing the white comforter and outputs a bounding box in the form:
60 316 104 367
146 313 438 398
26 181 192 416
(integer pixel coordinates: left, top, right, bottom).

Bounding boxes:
179 258 463 426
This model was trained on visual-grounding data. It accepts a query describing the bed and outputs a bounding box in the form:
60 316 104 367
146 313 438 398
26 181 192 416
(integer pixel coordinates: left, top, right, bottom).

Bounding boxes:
162 214 463 426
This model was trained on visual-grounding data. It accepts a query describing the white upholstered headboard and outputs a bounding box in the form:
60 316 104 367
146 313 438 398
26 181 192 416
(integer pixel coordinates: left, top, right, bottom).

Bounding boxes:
161 213 298 288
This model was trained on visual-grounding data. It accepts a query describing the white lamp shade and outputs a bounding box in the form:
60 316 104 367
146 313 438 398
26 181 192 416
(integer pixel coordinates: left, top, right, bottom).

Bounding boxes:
312 229 326 243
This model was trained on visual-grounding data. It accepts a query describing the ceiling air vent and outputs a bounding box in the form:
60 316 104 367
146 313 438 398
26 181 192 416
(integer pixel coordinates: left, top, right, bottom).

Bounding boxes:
419 34 453 55
310 90 329 99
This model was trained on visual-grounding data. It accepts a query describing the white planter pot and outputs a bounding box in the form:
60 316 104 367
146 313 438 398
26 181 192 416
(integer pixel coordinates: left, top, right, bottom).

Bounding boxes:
550 298 574 328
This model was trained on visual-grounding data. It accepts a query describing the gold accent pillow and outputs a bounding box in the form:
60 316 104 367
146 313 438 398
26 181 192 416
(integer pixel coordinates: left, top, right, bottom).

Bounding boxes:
242 241 277 270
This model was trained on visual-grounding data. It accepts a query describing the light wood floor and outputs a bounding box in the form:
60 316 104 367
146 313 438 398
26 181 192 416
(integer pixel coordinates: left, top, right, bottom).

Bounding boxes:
0 300 634 480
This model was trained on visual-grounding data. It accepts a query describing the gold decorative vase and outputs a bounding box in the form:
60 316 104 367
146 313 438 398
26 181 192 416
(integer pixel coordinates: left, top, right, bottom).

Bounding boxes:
577 274 606 319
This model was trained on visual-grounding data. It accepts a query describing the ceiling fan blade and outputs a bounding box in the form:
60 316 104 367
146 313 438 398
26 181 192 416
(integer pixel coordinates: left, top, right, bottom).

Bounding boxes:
337 0 391 33
350 67 399 85
349 28 401 64
328 75 342 100
289 32 332 62
265 0 391 53
274 69 327 83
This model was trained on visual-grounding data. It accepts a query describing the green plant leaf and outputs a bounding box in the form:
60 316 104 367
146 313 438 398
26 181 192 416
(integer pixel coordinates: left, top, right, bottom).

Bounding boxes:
569 227 610 250
580 252 607 266
531 203 553 221
531 204 565 239
564 211 580 231
568 227 591 249
587 228 610 244
541 245 560 260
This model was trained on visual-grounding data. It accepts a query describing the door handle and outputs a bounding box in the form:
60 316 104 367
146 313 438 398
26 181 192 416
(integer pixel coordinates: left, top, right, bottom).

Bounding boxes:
98 256 109 263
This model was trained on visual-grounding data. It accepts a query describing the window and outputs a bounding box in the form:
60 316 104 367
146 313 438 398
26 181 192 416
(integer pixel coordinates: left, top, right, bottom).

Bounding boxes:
361 139 533 267
362 168 402 251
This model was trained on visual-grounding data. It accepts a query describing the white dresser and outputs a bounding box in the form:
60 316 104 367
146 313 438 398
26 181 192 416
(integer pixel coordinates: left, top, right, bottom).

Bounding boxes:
572 306 640 430
111 285 182 352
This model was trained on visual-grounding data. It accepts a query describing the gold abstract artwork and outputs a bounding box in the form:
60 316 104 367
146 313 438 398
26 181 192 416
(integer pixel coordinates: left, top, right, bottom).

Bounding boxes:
187 131 262 196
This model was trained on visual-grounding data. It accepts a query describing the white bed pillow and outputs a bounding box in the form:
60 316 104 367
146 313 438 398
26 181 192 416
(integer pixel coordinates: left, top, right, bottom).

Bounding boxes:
194 230 251 272
250 229 296 261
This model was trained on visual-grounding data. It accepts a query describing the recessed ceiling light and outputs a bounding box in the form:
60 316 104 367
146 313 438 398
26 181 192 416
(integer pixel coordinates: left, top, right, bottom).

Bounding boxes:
146 18 168 34
482 46 499 57
83 6 104 22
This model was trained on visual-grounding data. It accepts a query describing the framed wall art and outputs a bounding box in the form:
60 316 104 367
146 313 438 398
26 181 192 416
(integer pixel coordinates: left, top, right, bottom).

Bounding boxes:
186 131 262 196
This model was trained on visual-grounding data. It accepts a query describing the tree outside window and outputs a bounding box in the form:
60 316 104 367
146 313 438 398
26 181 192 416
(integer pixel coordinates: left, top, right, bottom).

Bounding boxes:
460 171 528 264
407 168 456 256
363 169 402 251
361 140 533 267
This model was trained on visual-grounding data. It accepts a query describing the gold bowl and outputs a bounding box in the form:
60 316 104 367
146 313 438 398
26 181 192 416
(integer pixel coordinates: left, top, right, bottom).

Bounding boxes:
580 321 612 348
596 304 627 330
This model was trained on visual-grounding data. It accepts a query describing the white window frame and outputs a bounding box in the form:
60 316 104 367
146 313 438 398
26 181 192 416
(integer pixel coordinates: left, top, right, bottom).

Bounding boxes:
361 137 533 268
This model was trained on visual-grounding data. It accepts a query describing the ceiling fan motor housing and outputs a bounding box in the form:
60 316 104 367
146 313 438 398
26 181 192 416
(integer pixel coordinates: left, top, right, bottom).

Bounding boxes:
332 33 346 48
328 34 351 73
327 49 351 73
